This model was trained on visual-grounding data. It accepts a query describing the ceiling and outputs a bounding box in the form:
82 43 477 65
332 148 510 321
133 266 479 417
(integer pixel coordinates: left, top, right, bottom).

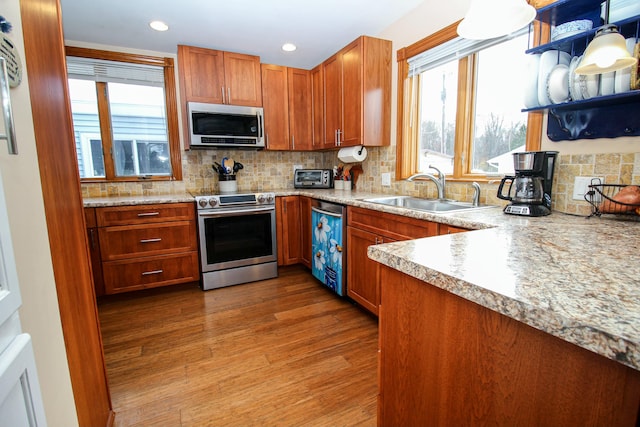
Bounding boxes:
59 0 425 69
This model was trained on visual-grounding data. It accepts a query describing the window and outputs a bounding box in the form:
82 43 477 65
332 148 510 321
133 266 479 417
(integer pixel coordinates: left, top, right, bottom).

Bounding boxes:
397 22 543 181
66 47 182 181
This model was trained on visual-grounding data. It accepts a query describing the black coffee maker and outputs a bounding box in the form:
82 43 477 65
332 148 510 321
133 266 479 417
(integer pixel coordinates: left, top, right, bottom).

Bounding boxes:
497 151 558 216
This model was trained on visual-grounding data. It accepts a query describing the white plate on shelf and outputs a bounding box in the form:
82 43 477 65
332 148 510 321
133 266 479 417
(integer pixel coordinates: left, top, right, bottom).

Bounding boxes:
568 56 582 101
538 50 571 106
614 38 637 93
524 54 541 108
547 64 570 104
579 72 600 99
600 71 615 96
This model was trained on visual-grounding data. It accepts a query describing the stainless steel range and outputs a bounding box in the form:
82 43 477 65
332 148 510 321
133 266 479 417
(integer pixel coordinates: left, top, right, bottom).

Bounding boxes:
195 192 277 290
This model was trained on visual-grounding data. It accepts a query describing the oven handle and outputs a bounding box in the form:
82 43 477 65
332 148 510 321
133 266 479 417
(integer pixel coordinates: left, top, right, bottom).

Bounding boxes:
198 206 275 218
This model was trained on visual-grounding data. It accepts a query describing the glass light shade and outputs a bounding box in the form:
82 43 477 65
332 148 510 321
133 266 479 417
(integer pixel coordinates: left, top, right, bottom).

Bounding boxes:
574 25 638 75
457 0 536 40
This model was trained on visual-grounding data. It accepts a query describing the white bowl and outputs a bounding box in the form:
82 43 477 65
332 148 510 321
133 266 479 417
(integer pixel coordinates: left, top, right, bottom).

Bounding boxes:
547 64 570 104
600 71 615 96
602 0 640 22
538 50 571 106
551 19 593 41
524 54 541 108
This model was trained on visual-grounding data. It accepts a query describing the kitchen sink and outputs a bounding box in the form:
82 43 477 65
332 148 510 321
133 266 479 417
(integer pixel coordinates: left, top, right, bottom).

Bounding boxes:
362 196 496 213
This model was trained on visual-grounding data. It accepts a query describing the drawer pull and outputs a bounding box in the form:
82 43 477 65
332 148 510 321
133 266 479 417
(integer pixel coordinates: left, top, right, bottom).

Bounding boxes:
142 269 163 276
140 238 162 243
137 212 160 217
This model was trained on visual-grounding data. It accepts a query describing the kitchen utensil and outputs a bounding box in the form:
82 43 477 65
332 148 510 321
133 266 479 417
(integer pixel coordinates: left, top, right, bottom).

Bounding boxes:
213 162 225 174
221 157 229 174
233 162 244 173
226 158 235 173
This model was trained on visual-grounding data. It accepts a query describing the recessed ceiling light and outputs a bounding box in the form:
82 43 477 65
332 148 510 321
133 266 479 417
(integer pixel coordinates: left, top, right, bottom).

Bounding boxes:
149 21 169 32
282 43 297 52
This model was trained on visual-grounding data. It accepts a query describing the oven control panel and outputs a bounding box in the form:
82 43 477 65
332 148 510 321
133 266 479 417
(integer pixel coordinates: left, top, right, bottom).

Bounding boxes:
195 192 275 210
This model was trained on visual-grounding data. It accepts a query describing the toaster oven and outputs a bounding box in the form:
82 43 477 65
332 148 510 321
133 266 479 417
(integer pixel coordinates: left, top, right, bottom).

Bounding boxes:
294 169 333 189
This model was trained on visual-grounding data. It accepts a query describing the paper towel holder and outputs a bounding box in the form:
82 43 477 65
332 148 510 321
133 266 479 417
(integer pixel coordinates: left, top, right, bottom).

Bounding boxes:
337 146 367 163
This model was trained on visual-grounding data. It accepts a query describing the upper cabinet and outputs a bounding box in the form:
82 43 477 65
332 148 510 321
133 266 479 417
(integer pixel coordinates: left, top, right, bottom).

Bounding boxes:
523 0 640 141
261 64 313 150
322 36 392 148
178 45 262 107
177 45 263 149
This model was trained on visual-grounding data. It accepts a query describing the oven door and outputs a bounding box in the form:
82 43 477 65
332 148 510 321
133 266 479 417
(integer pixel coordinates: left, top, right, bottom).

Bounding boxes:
197 206 276 272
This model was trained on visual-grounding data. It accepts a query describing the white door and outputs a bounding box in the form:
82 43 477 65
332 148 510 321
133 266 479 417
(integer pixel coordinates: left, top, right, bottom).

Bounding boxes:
0 167 46 426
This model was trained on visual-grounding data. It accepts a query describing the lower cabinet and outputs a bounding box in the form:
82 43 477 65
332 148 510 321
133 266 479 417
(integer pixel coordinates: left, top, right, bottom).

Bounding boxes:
276 196 302 266
439 224 470 234
299 196 312 268
378 265 640 426
347 206 439 316
86 202 199 295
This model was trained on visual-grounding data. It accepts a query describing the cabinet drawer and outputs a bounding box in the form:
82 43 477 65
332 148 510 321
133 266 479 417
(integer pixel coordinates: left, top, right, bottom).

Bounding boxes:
102 251 199 294
96 202 195 226
348 206 437 239
99 221 197 261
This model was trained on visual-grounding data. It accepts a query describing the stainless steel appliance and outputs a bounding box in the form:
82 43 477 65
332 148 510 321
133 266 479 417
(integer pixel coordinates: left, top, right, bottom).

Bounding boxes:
195 192 277 290
294 169 334 189
188 102 265 149
311 200 346 296
497 151 558 216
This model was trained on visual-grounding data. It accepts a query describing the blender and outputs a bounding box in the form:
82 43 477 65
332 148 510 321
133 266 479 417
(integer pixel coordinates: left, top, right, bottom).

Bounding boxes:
497 151 558 216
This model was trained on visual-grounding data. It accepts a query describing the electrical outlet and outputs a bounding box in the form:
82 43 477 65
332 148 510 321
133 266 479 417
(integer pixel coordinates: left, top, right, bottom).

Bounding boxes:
381 172 391 187
572 176 603 201
293 164 303 175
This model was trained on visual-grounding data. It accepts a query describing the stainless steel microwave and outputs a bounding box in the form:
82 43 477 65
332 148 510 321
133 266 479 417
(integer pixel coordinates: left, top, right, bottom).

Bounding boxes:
188 102 265 149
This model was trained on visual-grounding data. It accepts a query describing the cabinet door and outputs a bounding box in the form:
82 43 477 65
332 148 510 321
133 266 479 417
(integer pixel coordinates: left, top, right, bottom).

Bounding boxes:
299 196 312 268
340 38 363 147
439 224 469 235
276 196 301 265
311 64 324 149
177 45 225 104
323 53 342 148
288 68 313 151
347 226 395 316
261 64 290 150
223 51 263 107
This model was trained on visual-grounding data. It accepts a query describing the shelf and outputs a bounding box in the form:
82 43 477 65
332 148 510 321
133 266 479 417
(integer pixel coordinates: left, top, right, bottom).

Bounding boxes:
535 0 604 28
522 89 640 112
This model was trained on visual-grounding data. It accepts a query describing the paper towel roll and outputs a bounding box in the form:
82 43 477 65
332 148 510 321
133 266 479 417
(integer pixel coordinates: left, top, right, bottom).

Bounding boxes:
337 146 367 163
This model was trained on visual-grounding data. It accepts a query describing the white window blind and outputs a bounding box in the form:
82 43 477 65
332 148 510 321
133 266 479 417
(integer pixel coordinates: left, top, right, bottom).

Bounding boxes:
408 26 531 76
66 56 164 87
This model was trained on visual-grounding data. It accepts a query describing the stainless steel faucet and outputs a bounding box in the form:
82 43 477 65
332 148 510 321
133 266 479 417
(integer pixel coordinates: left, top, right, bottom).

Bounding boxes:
407 165 446 199
471 182 481 207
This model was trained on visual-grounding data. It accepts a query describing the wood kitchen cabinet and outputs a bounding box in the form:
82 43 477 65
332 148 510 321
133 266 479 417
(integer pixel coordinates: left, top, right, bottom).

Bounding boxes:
439 223 470 234
321 36 392 148
346 206 438 315
378 265 640 426
84 207 105 296
299 196 312 268
177 45 262 149
261 64 312 151
276 196 302 266
310 64 324 148
94 202 199 294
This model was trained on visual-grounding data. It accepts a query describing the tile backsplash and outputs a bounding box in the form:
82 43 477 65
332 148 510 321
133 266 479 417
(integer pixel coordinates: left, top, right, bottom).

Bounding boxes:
81 147 640 218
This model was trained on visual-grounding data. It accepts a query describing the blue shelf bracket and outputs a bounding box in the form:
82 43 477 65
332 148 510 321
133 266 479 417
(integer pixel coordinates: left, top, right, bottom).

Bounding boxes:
547 103 640 141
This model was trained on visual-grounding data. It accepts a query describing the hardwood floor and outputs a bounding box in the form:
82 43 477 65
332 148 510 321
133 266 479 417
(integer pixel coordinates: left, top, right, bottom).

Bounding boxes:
98 266 379 426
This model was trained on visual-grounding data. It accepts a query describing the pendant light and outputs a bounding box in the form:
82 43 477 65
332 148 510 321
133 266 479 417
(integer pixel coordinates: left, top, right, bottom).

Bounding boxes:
574 0 637 75
457 0 536 40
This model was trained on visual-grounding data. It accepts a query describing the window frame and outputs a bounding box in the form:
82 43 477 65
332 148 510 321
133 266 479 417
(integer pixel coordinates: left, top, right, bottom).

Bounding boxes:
395 21 545 182
65 46 182 182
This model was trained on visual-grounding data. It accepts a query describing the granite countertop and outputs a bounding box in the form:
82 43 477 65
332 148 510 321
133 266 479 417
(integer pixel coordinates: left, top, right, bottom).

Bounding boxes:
83 189 640 370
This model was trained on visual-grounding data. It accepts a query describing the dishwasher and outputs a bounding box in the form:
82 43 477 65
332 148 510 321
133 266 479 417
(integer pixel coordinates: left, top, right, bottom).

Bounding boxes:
311 199 346 296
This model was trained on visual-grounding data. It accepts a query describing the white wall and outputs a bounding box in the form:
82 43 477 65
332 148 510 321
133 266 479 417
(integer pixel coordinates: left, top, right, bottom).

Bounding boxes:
0 0 78 425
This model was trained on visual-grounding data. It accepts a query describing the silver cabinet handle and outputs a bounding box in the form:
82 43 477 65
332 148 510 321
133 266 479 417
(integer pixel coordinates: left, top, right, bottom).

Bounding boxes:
142 269 163 276
221 86 226 104
137 212 160 217
140 238 161 243
0 57 17 155
227 87 231 104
